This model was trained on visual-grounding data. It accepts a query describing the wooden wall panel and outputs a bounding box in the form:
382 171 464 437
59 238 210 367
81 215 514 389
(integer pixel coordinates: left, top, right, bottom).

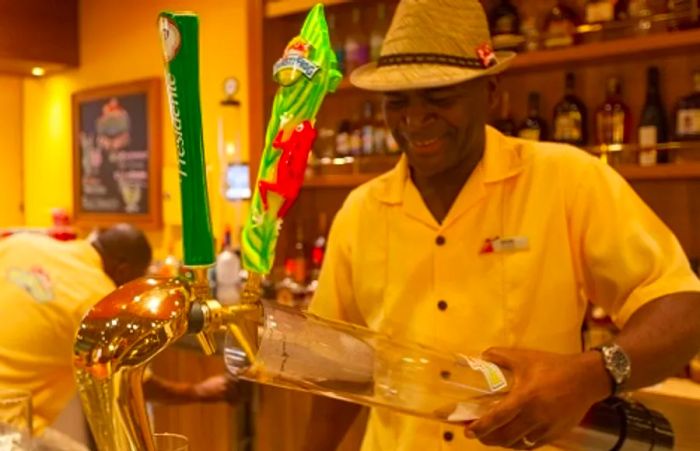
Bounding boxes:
631 179 700 260
0 0 79 75
255 388 367 451
151 348 238 451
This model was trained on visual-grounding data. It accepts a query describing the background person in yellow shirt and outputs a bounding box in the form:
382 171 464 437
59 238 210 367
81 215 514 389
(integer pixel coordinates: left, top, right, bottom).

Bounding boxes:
0 224 237 437
304 1 700 450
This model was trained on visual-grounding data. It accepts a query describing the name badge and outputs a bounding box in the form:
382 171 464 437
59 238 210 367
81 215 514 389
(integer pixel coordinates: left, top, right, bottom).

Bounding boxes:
480 236 529 254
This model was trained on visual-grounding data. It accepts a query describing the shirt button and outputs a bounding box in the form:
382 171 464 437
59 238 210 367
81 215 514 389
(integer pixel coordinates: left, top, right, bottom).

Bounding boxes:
437 300 448 311
443 431 454 442
436 235 446 246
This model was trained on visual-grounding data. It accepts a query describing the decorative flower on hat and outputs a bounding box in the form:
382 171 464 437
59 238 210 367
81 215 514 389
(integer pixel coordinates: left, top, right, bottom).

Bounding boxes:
476 43 496 68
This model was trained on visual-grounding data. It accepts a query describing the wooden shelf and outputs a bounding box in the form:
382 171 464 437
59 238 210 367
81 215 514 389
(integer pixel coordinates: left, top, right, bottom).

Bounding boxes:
300 162 700 189
615 162 700 180
508 28 700 73
265 0 353 18
265 29 700 96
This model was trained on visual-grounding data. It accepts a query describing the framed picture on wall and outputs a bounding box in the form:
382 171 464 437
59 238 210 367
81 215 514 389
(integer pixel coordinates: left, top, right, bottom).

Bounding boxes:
72 78 162 229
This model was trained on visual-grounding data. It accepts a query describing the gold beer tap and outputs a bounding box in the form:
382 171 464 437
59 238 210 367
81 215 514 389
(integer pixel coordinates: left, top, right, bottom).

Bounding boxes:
73 268 263 451
73 276 194 451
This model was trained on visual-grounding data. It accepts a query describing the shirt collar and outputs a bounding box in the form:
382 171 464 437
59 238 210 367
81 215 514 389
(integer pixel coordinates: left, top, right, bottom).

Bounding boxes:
371 126 527 205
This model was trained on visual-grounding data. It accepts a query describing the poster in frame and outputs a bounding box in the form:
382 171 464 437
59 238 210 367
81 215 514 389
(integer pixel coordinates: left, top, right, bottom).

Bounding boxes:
72 78 162 229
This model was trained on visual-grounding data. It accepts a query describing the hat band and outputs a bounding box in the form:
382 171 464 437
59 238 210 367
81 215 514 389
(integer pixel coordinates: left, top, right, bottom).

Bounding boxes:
378 53 494 69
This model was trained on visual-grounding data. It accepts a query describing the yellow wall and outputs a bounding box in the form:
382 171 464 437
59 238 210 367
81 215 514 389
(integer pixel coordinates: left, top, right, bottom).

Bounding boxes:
22 0 251 258
0 76 24 227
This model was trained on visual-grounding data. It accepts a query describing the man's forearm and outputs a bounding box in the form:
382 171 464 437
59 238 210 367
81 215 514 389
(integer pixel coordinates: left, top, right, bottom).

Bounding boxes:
615 292 700 391
143 376 196 404
303 395 362 451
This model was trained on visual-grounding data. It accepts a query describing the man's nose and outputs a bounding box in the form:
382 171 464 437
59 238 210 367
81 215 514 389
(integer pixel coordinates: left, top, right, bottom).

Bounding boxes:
403 103 433 130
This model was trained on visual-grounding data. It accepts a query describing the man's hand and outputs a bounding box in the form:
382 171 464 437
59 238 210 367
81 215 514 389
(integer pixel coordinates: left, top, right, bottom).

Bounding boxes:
465 348 611 449
191 373 240 405
143 373 240 406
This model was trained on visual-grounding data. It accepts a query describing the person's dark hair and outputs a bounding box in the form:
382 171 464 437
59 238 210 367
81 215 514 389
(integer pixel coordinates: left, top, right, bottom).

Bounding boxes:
91 223 152 286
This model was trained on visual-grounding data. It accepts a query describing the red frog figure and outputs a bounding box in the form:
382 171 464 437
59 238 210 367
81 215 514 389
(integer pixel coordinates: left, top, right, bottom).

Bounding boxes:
259 120 317 218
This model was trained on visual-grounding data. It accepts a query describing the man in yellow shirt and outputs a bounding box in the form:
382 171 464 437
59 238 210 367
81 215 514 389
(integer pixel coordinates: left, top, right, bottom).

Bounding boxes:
0 224 237 435
304 0 700 450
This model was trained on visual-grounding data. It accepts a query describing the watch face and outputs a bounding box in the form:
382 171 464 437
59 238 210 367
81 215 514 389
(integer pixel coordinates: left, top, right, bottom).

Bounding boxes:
606 345 631 384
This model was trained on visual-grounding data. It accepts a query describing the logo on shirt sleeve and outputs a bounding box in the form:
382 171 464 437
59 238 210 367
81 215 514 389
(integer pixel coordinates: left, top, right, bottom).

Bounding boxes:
6 266 55 302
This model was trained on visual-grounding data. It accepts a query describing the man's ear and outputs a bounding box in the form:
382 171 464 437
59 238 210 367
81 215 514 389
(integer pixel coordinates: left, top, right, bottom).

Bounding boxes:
488 76 500 112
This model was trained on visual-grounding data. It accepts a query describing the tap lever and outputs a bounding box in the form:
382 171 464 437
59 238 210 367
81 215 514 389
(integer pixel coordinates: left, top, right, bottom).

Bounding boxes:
188 302 205 333
196 331 217 356
241 272 263 304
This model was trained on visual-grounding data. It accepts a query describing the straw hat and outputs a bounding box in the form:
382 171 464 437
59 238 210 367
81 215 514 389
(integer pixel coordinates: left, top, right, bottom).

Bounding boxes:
350 0 516 91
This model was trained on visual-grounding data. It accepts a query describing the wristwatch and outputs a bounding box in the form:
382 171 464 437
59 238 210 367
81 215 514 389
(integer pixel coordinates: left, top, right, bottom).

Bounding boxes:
593 343 631 396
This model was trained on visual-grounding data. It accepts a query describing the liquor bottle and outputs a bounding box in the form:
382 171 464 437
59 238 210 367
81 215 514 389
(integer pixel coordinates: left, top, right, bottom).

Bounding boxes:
344 8 370 73
370 3 388 62
315 126 337 161
360 101 376 155
373 109 388 154
553 72 588 146
585 0 625 23
309 213 328 287
595 77 632 145
219 301 679 450
674 71 700 141
293 223 307 285
638 66 668 166
521 16 540 52
328 13 345 75
488 0 525 51
336 119 352 158
627 0 655 18
216 225 241 305
276 259 298 307
585 0 613 23
492 91 517 136
517 92 548 141
543 2 581 48
48 208 77 241
349 113 363 156
667 0 699 30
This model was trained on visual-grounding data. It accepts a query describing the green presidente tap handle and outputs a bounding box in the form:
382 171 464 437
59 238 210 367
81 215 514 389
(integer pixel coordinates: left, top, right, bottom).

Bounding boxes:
158 12 215 267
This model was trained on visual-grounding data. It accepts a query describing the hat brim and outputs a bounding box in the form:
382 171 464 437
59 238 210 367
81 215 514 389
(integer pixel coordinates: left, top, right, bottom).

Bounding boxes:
349 51 516 91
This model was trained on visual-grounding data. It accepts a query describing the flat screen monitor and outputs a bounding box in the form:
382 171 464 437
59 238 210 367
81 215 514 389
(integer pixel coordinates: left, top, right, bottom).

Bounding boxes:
225 163 251 201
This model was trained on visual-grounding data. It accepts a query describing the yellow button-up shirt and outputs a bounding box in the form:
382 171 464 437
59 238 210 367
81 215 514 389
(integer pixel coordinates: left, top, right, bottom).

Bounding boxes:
310 126 700 451
0 234 115 432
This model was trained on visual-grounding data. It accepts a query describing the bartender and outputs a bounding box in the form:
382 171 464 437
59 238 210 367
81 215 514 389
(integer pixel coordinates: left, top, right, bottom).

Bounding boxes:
0 224 238 436
304 0 700 449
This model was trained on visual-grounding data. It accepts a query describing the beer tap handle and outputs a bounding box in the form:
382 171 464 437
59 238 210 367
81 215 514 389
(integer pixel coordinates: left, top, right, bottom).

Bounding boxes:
160 12 215 268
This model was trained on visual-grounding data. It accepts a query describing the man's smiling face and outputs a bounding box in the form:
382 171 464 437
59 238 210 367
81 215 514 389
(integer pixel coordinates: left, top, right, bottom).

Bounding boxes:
382 77 489 178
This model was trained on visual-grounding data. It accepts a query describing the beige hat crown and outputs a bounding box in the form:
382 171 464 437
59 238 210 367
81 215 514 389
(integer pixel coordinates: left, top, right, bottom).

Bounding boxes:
350 0 515 91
